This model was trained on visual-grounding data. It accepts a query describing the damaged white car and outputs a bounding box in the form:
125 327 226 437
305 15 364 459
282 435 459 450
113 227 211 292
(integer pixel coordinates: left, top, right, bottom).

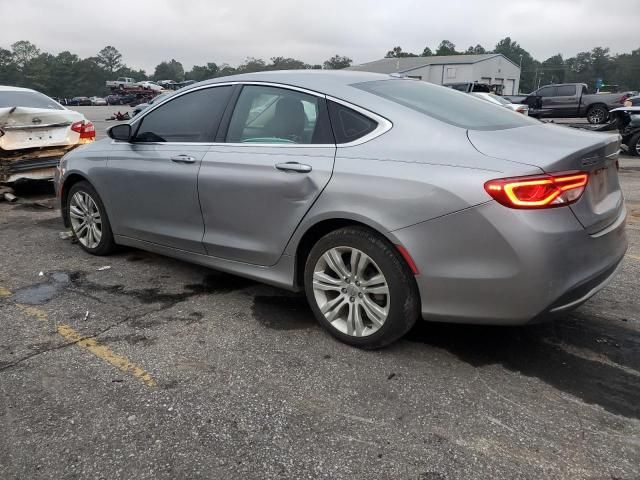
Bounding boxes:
0 86 95 184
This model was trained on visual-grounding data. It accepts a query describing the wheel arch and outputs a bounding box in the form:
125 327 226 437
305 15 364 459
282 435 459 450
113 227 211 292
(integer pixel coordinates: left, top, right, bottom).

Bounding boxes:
60 172 94 228
291 216 409 289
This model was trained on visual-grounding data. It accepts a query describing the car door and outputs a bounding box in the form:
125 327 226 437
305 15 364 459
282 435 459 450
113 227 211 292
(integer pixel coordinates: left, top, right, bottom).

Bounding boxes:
553 84 579 117
105 85 234 253
197 84 336 266
536 86 557 117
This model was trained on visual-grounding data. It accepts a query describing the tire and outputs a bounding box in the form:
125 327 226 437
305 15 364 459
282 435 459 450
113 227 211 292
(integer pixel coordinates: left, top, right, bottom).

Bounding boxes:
587 104 609 124
304 226 420 349
628 132 640 157
66 181 116 256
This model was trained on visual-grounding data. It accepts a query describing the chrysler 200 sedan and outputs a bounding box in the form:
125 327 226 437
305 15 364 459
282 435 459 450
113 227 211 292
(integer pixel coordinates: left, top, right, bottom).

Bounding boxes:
55 71 627 348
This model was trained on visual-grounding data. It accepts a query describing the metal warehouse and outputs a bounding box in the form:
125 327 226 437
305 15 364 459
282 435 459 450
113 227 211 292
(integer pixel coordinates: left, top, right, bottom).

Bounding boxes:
348 53 521 95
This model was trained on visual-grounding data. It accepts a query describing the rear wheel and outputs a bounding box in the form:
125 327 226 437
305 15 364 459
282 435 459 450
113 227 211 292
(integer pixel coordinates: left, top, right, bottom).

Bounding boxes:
304 226 419 349
66 181 116 256
587 104 609 124
628 132 640 157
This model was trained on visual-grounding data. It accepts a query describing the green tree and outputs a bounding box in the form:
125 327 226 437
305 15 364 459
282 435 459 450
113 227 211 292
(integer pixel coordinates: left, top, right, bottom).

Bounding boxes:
11 40 40 69
236 57 267 73
96 46 123 75
153 59 184 81
268 56 307 70
0 47 18 84
540 54 566 84
323 55 352 69
186 62 219 81
494 37 538 92
465 44 487 54
385 46 417 58
435 40 458 56
421 46 433 57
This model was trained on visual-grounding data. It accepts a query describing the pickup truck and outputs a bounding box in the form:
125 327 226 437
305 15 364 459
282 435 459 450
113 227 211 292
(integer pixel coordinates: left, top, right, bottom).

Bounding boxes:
504 83 627 124
105 77 136 89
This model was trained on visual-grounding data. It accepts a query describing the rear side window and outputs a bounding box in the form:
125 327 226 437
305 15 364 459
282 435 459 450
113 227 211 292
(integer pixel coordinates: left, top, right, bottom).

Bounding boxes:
328 101 377 143
134 86 232 142
556 85 577 96
225 85 333 144
356 79 538 131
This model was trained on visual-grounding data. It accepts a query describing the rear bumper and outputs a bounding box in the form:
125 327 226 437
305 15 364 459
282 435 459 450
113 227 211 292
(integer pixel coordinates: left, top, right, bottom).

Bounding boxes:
392 201 628 325
0 155 61 183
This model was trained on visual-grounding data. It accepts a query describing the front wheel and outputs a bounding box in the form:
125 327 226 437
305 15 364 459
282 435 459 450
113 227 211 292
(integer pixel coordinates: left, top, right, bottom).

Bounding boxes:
587 105 609 124
627 132 640 157
66 181 116 255
304 226 420 349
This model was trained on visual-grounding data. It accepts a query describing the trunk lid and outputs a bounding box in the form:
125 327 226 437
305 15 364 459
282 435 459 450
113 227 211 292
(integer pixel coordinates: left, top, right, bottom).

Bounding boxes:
468 123 623 234
0 106 82 151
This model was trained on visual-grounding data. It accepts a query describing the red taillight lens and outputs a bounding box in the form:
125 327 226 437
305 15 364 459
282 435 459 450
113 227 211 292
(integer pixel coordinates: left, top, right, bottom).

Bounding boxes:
71 120 96 140
484 171 589 209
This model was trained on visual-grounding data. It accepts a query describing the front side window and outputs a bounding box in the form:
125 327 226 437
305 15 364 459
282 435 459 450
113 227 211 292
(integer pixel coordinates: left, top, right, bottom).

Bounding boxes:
537 86 556 97
356 79 538 131
226 85 332 144
134 86 232 143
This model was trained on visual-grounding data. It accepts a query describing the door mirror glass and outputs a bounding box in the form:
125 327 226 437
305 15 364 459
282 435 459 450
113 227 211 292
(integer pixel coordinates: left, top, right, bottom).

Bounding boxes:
108 124 132 141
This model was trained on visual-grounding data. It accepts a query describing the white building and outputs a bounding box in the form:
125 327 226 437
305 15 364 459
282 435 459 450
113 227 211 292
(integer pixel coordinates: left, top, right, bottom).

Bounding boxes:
348 54 521 95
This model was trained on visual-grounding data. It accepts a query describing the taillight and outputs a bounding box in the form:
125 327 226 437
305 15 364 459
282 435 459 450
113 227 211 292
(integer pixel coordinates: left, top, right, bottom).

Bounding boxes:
516 106 527 114
484 171 589 209
71 120 96 140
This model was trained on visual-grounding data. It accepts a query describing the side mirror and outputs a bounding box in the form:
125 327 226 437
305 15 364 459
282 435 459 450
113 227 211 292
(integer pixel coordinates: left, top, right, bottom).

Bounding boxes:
108 124 132 141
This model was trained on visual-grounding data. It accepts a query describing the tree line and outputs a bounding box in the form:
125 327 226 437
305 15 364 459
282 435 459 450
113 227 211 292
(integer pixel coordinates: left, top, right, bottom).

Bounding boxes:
0 41 352 98
1 38 638 98
386 39 640 93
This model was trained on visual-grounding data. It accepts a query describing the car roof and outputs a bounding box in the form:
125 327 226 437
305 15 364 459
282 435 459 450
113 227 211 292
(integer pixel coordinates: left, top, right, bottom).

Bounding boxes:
196 70 394 96
0 85 38 93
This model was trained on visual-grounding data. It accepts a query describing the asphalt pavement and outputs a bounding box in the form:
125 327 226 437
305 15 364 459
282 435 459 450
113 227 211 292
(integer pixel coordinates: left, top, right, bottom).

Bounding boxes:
0 110 639 479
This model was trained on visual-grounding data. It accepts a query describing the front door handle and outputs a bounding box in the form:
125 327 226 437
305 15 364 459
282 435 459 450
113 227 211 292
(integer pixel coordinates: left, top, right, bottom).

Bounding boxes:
171 154 196 164
275 162 312 173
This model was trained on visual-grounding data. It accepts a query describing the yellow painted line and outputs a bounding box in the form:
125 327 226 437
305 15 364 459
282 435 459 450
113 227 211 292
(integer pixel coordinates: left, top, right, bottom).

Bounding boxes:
57 324 157 388
1 283 156 388
15 304 48 321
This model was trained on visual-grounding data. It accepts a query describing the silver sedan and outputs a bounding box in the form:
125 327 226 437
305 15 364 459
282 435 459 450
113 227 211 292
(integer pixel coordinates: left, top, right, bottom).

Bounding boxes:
55 71 627 348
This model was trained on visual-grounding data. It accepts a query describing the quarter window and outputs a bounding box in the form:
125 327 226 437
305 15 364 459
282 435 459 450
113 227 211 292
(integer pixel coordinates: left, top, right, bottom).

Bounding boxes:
134 86 232 143
226 85 332 144
327 101 378 144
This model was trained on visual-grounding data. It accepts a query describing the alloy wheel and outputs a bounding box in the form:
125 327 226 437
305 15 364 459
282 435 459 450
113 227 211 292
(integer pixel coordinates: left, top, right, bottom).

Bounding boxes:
69 191 102 249
312 247 390 337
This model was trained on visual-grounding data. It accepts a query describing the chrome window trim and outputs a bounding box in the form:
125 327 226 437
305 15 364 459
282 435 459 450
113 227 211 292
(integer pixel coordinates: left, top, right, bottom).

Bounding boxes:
116 80 393 148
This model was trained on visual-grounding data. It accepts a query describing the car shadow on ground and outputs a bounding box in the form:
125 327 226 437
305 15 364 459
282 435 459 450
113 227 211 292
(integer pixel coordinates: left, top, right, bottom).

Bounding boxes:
405 316 640 419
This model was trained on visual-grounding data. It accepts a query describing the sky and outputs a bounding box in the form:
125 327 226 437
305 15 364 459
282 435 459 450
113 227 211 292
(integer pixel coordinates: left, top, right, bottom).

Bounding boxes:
0 0 637 73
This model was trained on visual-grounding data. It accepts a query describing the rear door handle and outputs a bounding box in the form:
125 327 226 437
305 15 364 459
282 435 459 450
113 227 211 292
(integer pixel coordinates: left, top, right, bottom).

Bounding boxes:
275 162 312 173
171 154 196 164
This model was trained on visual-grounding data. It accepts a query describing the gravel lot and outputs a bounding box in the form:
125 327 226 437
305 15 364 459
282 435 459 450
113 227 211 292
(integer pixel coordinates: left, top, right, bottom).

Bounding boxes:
1 108 639 479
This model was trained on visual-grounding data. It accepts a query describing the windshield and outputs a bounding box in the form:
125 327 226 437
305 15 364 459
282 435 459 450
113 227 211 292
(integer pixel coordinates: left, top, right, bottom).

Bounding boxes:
0 90 64 110
355 79 538 130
